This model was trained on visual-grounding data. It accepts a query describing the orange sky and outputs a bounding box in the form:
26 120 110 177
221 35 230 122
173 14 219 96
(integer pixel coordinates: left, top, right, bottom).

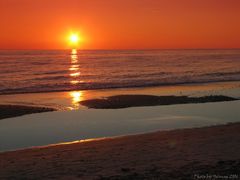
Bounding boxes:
0 0 240 49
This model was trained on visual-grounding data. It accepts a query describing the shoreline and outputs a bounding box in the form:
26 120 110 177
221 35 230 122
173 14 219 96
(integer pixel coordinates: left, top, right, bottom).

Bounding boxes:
1 122 240 179
0 80 239 119
1 80 240 96
0 94 238 120
2 121 237 154
1 100 240 152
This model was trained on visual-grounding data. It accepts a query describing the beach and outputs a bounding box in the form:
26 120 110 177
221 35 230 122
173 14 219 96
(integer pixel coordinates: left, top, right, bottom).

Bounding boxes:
1 0 240 178
0 82 240 152
1 123 240 179
0 49 240 179
0 83 240 179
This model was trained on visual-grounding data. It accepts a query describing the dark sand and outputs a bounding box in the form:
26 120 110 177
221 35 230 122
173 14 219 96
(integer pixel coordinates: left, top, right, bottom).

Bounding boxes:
1 123 240 179
0 104 56 120
80 94 238 109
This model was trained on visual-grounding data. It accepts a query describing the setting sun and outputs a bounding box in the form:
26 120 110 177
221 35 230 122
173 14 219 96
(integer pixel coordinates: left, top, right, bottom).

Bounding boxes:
69 33 80 46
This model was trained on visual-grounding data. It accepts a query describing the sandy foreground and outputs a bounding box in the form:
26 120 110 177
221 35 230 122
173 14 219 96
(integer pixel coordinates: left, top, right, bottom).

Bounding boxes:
0 123 240 180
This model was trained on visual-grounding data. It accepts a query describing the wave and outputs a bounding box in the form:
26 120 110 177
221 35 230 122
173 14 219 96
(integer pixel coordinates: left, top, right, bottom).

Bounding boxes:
31 75 69 81
203 71 240 77
1 49 240 95
1 78 240 95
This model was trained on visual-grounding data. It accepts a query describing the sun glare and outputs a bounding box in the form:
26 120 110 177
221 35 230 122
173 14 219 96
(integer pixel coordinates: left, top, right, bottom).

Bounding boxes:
69 33 80 45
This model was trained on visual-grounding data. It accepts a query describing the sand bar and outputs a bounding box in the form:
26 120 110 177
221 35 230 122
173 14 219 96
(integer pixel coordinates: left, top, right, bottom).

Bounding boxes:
0 104 56 120
80 94 238 109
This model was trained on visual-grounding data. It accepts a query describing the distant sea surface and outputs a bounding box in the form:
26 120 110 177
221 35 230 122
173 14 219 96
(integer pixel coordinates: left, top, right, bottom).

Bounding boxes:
0 49 240 95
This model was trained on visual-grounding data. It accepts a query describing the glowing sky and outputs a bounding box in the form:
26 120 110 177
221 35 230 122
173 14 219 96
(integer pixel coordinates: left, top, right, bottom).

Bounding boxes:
0 0 240 49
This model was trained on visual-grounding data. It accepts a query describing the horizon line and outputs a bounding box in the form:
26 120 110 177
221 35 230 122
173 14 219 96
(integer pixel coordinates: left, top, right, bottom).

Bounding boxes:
0 48 240 51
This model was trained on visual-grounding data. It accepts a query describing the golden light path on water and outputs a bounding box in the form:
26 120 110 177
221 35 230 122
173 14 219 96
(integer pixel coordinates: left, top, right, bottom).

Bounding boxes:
69 91 84 109
69 49 85 109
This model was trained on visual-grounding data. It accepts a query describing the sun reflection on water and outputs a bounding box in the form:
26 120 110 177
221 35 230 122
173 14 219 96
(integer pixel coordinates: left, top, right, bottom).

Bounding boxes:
70 72 81 77
72 49 77 55
69 49 81 82
69 91 84 109
69 66 79 71
71 54 78 64
68 49 85 109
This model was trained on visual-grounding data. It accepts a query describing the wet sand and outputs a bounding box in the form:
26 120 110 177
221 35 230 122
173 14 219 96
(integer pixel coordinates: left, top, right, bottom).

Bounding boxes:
0 105 56 120
80 94 238 109
0 123 240 179
0 94 237 120
0 81 239 111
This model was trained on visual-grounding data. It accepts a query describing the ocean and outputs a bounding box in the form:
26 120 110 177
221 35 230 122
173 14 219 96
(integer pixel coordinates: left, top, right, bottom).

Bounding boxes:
0 49 240 95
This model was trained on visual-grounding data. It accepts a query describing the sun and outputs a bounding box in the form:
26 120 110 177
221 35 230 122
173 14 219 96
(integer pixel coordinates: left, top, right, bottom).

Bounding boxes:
69 33 80 45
